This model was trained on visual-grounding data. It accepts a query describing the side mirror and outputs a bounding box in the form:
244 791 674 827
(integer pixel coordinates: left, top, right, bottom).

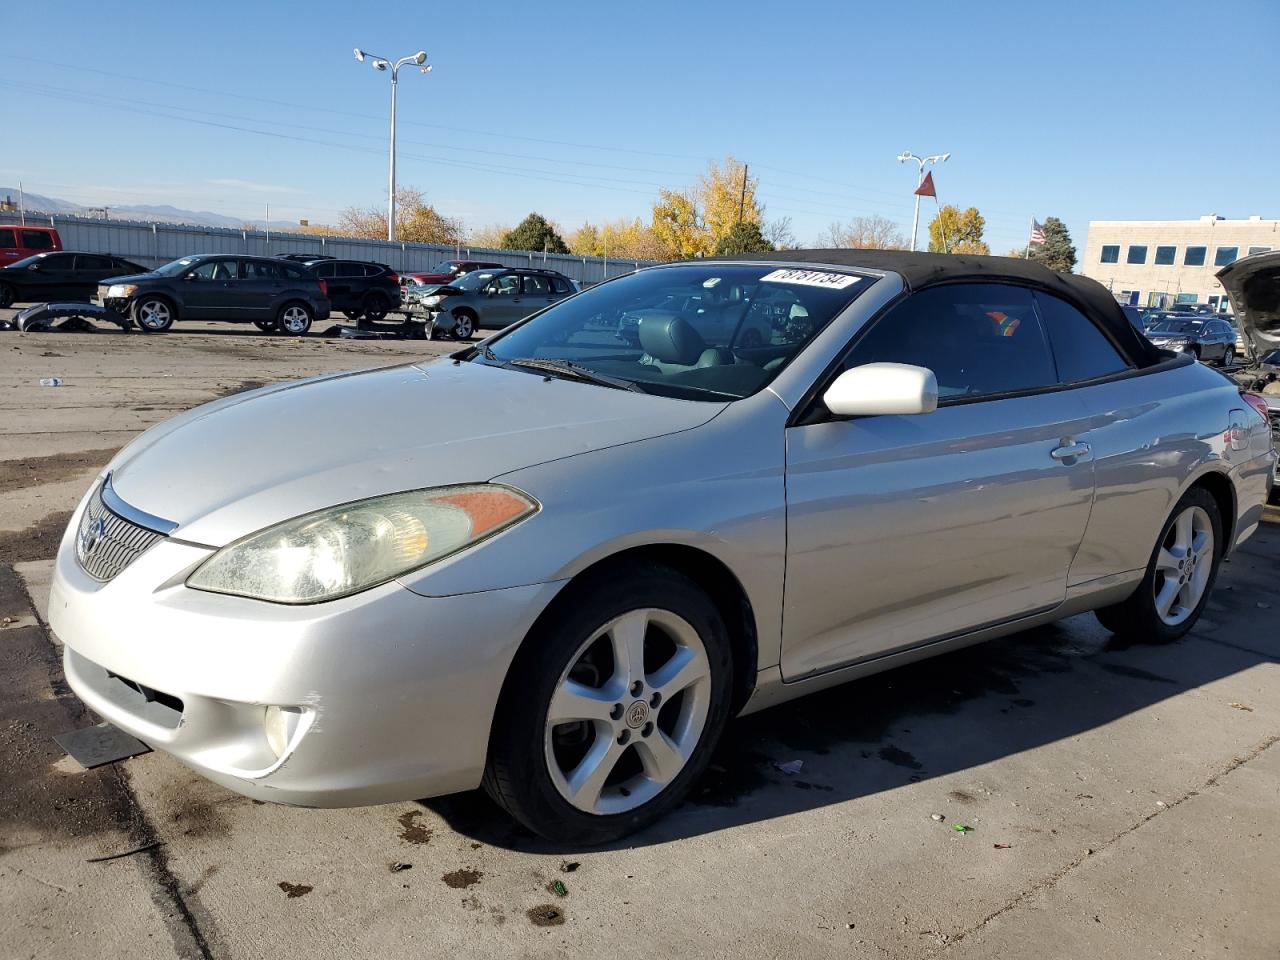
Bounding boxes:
823 362 938 417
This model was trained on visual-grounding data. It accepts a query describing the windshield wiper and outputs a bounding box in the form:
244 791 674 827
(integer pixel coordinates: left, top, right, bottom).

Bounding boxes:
505 357 646 393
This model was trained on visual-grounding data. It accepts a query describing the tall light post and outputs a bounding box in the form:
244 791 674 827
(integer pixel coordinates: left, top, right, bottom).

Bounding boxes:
354 47 431 242
897 150 950 252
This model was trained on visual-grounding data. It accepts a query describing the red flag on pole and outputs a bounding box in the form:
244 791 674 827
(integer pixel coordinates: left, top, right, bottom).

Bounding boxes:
913 171 936 197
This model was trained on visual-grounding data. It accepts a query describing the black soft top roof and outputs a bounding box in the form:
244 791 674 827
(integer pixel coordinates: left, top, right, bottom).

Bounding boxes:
703 249 1165 367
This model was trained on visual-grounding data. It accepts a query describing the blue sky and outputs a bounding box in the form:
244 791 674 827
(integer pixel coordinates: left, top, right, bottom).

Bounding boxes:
4 0 1277 256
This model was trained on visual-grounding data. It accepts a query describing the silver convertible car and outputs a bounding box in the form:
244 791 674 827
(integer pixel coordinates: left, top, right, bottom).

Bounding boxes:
50 251 1275 843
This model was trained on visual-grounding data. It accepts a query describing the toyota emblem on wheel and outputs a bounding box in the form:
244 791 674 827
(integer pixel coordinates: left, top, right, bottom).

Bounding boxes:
625 700 650 729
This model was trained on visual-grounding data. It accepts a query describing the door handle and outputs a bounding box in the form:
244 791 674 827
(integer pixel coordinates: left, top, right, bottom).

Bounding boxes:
1050 441 1091 461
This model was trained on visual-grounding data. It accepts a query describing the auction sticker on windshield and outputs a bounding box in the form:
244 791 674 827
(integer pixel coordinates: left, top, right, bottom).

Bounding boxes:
759 268 862 290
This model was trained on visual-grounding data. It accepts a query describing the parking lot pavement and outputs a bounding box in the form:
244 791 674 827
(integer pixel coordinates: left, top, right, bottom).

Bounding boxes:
2 322 1278 959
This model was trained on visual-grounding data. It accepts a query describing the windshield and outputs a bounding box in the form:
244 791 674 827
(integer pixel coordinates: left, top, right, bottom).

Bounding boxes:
154 256 200 277
1149 319 1201 335
430 261 463 274
453 269 502 291
477 264 872 401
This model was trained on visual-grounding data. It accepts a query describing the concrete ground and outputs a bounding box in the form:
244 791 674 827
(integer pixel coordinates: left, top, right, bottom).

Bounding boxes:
1 315 1278 960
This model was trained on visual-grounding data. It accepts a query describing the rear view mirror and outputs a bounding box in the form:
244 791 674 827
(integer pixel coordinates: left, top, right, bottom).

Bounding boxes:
823 362 938 417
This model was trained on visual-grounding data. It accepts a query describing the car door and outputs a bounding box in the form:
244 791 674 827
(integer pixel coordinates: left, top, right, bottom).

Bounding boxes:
0 227 19 266
781 282 1096 680
325 261 361 312
519 273 556 318
71 254 117 300
238 259 287 318
480 273 523 328
21 252 77 301
180 258 242 318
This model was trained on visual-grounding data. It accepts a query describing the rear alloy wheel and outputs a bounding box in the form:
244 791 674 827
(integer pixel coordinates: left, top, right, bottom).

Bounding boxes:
362 294 390 323
451 311 476 340
484 566 732 844
1095 487 1222 642
277 303 313 336
1222 347 1235 367
132 297 174 332
0 282 14 309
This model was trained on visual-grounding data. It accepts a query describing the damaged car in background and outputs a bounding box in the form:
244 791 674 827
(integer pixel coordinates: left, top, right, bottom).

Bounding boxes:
47 250 1275 844
1218 248 1280 500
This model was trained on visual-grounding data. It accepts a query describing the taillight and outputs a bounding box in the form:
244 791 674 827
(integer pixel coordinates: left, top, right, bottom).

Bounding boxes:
386 271 399 285
318 279 328 296
1242 391 1270 422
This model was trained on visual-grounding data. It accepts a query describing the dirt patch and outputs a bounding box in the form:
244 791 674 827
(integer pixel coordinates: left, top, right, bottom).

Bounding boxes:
277 881 313 898
397 809 433 844
0 511 73 564
948 789 976 804
215 379 266 398
441 868 483 889
526 904 566 927
0 448 117 492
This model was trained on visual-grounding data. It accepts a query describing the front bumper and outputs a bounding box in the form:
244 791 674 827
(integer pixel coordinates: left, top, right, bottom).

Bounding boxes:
48 496 562 806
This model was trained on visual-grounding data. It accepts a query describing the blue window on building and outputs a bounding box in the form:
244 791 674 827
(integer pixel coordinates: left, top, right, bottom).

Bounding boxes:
1154 245 1176 265
1248 245 1272 256
1126 245 1147 264
1184 246 1206 266
1214 246 1239 266
1100 245 1119 264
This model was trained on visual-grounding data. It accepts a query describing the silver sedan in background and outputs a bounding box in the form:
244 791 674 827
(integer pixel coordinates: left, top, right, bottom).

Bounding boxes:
49 251 1275 843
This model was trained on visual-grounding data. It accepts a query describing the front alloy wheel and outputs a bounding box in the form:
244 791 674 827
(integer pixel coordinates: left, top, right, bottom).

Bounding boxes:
485 565 732 844
133 298 173 332
451 312 475 340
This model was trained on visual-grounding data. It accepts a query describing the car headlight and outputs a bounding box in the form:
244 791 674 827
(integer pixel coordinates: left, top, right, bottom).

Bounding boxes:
106 284 138 298
421 294 444 307
186 484 537 604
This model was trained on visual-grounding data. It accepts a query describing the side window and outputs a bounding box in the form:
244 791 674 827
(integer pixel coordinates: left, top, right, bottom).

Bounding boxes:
335 262 364 278
494 275 520 296
1034 292 1129 383
522 274 551 294
0 229 16 248
841 284 1057 401
34 253 73 269
314 262 337 279
187 261 222 281
74 254 112 271
550 276 571 294
21 230 55 250
282 264 307 281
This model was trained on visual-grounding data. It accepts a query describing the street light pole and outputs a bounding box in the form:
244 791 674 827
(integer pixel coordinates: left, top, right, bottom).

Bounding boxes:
896 150 950 252
354 47 431 242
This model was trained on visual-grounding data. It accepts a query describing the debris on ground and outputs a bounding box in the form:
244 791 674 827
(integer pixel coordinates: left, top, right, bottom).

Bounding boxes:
930 813 945 822
559 861 580 873
993 843 1012 850
774 759 804 775
1228 702 1254 712
547 880 568 897
39 378 63 386
86 841 164 863
1156 800 1167 808
527 904 565 927
952 824 972 833
389 861 413 873
277 882 313 898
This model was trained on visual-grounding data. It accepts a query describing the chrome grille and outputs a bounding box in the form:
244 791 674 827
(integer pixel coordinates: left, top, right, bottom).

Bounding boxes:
75 482 166 582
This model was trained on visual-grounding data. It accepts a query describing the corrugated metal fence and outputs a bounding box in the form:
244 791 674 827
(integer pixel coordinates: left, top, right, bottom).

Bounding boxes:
0 212 654 285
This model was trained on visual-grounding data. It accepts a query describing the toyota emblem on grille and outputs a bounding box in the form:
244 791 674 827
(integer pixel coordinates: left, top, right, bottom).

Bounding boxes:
78 516 106 559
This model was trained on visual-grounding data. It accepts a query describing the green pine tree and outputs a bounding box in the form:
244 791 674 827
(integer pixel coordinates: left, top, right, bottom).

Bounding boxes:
1028 216 1077 273
713 220 773 256
500 213 569 254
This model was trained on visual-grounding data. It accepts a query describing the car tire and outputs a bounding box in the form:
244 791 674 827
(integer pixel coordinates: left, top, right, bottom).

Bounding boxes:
1094 486 1223 643
362 294 390 323
1222 347 1235 367
131 296 175 332
484 564 734 845
450 310 477 340
253 320 278 333
276 302 313 336
0 282 14 309
342 309 363 322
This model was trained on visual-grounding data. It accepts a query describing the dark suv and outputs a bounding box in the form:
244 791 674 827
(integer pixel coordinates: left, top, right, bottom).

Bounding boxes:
298 259 400 322
97 254 331 334
415 267 576 339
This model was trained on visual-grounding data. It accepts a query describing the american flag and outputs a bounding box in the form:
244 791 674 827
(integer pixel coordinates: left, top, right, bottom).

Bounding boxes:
1028 219 1047 246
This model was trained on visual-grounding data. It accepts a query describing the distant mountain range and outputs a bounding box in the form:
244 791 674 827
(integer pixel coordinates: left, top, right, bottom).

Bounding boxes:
0 187 267 230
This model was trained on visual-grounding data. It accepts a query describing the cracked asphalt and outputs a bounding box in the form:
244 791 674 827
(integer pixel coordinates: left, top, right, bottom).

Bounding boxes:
2 317 1278 959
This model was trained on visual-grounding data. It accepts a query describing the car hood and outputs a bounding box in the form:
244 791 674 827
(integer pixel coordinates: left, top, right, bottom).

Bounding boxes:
1217 250 1280 355
98 271 162 285
412 272 455 284
108 358 725 547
